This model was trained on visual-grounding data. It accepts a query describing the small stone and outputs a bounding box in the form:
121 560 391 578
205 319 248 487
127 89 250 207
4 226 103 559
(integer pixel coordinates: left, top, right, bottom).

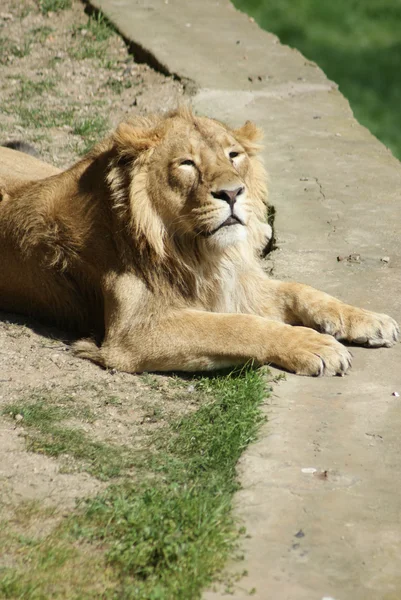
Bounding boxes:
347 253 361 263
392 391 399 397
381 256 390 263
187 384 195 393
294 529 305 538
301 467 317 474
14 413 23 422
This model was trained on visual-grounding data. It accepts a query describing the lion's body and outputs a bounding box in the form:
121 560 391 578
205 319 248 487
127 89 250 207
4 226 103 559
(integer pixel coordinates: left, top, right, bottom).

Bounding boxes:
0 109 398 375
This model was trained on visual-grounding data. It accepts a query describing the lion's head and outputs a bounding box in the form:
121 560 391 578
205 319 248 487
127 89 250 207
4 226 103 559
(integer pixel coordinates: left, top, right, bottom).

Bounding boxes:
107 108 270 267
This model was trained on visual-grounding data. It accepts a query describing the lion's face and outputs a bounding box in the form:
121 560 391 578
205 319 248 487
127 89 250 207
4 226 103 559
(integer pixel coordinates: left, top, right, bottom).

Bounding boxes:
112 109 268 255
147 116 258 249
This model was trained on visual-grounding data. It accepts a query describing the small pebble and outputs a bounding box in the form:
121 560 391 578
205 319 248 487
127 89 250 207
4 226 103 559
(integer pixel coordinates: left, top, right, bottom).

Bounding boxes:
301 467 317 474
392 391 399 397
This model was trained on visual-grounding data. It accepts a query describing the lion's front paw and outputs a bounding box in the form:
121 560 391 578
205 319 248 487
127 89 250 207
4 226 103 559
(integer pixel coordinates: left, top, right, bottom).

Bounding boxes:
346 310 399 348
277 327 352 377
318 308 399 348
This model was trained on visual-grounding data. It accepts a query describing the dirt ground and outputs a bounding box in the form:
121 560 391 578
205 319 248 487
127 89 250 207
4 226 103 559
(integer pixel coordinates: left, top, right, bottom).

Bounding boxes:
0 0 193 559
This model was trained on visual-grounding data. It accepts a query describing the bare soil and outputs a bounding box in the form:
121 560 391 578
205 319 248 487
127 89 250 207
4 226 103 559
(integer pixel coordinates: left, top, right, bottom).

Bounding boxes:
0 0 192 564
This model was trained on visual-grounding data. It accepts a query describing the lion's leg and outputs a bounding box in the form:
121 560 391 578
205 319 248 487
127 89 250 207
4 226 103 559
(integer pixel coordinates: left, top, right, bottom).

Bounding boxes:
261 280 399 348
74 309 352 376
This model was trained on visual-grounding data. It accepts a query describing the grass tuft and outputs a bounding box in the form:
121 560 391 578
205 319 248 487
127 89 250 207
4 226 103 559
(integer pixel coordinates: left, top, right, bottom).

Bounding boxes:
73 115 109 155
69 11 117 61
39 0 72 15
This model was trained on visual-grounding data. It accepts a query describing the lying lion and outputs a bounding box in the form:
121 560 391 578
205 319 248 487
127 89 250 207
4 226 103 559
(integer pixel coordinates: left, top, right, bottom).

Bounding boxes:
0 108 398 376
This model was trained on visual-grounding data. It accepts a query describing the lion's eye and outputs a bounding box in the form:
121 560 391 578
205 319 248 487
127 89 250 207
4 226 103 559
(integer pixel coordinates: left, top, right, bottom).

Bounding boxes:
229 151 240 160
180 159 196 167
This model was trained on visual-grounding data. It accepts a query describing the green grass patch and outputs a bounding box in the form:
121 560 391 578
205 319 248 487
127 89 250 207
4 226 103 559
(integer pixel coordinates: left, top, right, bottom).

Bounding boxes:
72 368 268 598
232 0 401 160
1 368 269 598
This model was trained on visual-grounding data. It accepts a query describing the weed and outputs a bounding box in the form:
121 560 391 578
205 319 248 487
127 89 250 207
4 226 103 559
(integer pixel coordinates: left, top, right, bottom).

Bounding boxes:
30 25 54 43
5 105 76 129
68 41 107 61
104 77 132 94
47 54 63 68
69 11 116 61
10 76 56 100
73 115 108 138
10 39 32 58
103 395 123 406
140 372 161 390
73 115 109 155
18 4 32 19
78 12 116 42
102 58 118 69
39 0 72 15
0 37 31 63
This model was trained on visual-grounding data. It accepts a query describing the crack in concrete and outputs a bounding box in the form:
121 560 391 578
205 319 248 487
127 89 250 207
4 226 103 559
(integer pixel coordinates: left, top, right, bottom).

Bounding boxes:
314 177 326 203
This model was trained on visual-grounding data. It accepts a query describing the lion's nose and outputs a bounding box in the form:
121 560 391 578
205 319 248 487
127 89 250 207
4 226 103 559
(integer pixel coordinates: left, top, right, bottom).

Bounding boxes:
211 186 244 207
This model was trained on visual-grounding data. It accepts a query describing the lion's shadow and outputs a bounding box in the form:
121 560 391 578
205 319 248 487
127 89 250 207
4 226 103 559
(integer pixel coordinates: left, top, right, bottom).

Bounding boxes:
0 310 80 346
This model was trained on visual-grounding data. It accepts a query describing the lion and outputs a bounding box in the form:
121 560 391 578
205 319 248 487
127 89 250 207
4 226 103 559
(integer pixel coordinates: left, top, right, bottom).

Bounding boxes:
0 108 398 376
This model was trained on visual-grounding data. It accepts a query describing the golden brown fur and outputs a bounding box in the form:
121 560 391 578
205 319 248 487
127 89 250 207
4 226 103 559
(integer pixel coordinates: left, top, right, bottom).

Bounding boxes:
0 108 398 376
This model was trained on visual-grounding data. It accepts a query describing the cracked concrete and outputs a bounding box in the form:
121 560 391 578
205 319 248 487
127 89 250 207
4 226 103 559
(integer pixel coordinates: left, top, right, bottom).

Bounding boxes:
90 1 401 598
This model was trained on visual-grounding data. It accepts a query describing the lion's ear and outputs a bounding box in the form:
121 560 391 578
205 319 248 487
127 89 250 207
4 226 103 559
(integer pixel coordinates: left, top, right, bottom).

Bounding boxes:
113 122 160 161
233 121 264 156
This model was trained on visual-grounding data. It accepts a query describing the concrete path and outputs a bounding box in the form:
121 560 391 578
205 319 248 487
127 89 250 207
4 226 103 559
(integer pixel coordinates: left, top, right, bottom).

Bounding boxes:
91 1 401 598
